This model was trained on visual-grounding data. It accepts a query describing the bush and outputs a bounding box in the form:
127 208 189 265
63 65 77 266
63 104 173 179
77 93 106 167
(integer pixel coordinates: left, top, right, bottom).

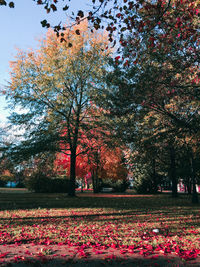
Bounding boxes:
25 172 69 193
101 178 129 193
0 175 15 182
113 179 130 192
0 180 6 187
133 164 161 194
15 182 26 188
134 176 158 194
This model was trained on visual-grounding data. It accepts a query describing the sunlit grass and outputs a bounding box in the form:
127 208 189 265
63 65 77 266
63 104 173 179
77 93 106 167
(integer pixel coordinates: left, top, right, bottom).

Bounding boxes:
0 191 199 264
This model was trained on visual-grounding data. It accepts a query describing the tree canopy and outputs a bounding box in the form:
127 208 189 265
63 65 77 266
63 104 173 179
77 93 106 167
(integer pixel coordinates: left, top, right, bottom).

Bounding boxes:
3 20 110 196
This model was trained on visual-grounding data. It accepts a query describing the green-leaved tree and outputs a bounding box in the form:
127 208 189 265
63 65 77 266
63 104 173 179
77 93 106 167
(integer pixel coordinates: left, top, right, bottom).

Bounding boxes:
3 20 110 197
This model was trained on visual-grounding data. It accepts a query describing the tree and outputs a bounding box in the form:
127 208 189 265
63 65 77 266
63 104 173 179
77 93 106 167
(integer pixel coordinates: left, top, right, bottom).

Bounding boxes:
91 0 199 202
97 48 199 200
55 124 128 193
2 1 198 56
3 20 110 197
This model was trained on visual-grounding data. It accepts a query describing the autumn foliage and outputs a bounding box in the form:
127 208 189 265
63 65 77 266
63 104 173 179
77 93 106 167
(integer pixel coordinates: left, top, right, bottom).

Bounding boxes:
6 19 111 196
55 127 128 183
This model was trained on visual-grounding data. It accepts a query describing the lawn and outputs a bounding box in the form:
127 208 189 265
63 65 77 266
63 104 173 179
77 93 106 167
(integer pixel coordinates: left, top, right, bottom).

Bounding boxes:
0 190 199 266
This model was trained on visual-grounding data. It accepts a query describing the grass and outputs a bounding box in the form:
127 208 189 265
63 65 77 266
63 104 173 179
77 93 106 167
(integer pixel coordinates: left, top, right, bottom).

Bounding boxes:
0 189 196 210
0 190 199 265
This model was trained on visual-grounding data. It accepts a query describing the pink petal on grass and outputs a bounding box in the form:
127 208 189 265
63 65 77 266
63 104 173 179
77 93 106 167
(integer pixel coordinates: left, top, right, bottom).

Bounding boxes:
0 252 9 258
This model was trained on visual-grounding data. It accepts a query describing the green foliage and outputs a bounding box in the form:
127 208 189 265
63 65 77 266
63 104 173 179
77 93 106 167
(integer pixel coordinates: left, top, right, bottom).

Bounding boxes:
4 21 110 197
0 175 15 182
25 172 70 193
0 180 6 187
101 178 129 193
133 163 161 194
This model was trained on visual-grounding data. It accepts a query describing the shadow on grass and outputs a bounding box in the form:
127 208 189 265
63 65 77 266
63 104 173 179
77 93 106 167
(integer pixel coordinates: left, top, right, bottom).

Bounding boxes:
0 193 200 265
0 191 198 211
0 206 200 245
0 206 200 222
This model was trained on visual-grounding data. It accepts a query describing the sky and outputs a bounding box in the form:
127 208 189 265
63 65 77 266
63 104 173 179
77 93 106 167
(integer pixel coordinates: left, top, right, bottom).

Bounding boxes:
0 0 88 123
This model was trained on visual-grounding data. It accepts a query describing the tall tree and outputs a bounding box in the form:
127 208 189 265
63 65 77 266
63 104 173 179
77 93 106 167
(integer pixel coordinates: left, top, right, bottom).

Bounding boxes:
3 20 110 197
97 48 199 200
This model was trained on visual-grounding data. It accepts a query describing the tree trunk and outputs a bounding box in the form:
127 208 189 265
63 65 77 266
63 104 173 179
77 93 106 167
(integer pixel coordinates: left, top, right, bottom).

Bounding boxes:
185 178 192 194
152 158 157 193
169 146 178 197
81 177 83 193
68 148 76 197
92 151 101 193
67 100 81 197
190 151 199 204
92 169 100 193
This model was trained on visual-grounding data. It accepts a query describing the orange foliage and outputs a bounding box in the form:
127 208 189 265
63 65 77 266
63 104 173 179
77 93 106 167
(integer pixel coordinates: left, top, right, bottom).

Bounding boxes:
55 128 128 181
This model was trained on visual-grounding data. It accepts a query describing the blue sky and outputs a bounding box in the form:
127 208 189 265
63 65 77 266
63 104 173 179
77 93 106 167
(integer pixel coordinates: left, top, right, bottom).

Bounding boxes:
0 0 88 123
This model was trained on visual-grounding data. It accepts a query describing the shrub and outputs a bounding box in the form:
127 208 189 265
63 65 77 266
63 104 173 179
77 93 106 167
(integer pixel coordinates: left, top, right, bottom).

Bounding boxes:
0 175 15 182
0 180 6 187
133 163 161 194
25 172 69 193
134 176 157 194
49 178 70 193
113 179 130 192
101 178 129 193
15 182 26 188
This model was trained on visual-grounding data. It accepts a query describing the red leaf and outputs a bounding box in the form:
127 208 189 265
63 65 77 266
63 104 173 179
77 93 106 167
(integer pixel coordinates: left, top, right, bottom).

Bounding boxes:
0 252 9 258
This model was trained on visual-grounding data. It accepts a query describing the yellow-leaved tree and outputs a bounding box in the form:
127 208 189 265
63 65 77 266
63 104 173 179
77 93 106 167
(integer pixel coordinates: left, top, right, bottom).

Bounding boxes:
4 20 111 196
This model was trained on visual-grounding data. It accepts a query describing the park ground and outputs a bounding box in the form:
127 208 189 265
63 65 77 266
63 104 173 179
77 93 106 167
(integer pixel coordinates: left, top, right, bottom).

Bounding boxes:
0 189 200 266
